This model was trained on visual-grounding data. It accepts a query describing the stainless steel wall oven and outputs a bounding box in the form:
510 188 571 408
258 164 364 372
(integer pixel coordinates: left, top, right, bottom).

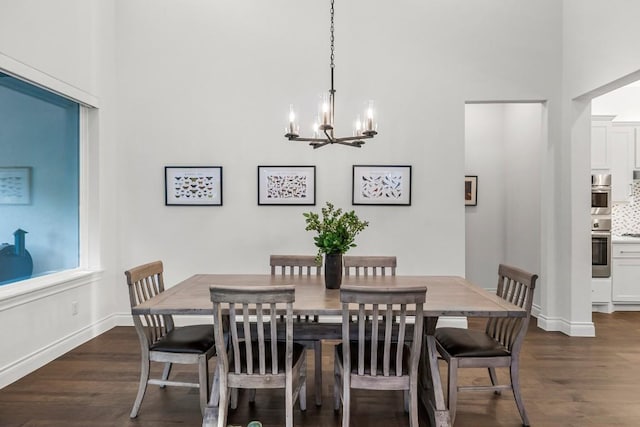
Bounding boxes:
591 174 611 215
592 217 611 278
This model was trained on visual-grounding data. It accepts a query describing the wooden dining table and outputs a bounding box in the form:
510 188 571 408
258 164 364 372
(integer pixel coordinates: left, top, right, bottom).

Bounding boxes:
132 274 526 427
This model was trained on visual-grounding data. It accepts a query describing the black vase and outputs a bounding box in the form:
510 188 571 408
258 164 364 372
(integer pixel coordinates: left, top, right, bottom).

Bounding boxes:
324 253 343 289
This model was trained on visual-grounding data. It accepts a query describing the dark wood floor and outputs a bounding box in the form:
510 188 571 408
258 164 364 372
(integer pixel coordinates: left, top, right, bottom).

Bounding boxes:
1 312 640 427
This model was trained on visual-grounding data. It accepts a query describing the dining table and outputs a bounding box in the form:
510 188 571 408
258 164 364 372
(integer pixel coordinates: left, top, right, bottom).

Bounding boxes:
131 273 527 427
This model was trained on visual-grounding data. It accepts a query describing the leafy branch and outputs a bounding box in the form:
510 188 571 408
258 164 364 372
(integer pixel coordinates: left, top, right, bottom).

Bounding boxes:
303 202 369 265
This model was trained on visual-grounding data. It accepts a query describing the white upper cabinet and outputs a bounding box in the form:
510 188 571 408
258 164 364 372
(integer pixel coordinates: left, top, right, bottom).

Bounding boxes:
609 125 634 202
591 120 610 169
591 117 637 203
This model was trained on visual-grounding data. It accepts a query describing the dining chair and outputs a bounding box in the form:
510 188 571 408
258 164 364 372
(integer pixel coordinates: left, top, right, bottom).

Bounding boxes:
125 260 216 418
270 254 323 406
434 264 538 426
343 255 397 277
210 284 307 427
334 284 426 427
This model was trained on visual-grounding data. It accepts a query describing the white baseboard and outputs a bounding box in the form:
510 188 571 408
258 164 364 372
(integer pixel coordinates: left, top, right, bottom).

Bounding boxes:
535 312 595 337
0 313 120 389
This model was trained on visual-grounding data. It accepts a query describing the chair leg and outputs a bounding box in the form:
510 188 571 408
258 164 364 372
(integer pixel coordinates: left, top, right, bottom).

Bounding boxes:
403 390 409 413
299 357 307 411
209 363 220 407
409 377 419 427
510 360 530 426
160 362 172 387
217 387 229 427
447 358 459 426
314 340 323 406
286 367 294 427
130 353 150 418
198 355 210 416
248 389 256 403
488 367 501 395
230 388 239 409
333 351 341 411
342 372 350 427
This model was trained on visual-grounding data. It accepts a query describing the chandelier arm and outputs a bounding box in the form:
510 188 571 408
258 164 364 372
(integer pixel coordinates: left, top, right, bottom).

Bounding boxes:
311 141 332 149
335 141 363 148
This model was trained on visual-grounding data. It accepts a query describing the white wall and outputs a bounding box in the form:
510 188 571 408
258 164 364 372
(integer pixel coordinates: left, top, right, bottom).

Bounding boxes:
465 104 542 310
592 84 640 121
0 0 119 387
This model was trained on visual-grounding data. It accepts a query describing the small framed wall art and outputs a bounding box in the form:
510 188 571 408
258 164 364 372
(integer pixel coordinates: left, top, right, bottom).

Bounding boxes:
352 165 412 205
465 175 478 206
165 166 223 206
258 165 316 205
0 167 31 205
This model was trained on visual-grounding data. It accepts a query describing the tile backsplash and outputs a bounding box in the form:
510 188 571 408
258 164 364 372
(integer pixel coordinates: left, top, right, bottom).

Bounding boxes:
612 180 640 235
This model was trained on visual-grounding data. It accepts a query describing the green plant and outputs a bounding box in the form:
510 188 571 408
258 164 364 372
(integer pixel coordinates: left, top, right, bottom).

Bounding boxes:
303 202 369 265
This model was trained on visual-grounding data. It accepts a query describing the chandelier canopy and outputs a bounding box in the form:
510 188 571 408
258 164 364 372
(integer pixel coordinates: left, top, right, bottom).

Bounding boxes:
285 0 378 149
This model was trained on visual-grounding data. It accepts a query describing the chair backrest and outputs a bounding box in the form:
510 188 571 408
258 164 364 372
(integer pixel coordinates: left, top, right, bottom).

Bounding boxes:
486 264 538 353
210 285 296 376
124 260 174 346
339 285 426 377
270 255 321 276
343 256 397 277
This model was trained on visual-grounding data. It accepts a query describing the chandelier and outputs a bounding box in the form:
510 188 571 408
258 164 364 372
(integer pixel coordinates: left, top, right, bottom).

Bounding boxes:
284 0 378 149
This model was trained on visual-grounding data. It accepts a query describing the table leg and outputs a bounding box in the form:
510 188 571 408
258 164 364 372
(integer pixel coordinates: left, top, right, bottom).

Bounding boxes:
202 363 220 427
420 317 451 427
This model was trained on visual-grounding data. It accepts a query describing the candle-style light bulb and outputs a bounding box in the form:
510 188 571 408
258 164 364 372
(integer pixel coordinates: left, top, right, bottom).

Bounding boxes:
287 104 298 136
365 100 375 132
313 121 320 138
321 93 331 126
354 115 362 137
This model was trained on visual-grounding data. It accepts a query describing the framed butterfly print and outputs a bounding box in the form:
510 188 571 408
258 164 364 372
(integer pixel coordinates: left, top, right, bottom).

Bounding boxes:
257 165 316 205
165 166 223 206
352 165 411 205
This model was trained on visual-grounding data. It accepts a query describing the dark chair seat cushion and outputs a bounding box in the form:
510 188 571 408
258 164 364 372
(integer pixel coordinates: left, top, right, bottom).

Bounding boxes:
434 327 510 358
150 324 215 354
233 341 306 374
336 341 411 376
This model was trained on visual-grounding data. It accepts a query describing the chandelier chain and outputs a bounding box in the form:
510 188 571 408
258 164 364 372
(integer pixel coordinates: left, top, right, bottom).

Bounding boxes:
330 0 335 69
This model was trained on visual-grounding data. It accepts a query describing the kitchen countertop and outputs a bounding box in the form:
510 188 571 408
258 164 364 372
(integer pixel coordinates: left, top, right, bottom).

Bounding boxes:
612 235 640 243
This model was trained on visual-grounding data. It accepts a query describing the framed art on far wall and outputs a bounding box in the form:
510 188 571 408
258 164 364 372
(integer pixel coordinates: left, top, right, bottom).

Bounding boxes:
0 167 31 205
465 175 478 206
165 166 223 206
258 165 316 205
352 165 412 205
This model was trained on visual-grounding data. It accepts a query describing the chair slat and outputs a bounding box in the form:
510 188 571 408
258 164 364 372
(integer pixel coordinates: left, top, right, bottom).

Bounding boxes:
370 305 379 376
383 305 392 377
358 304 365 376
396 304 407 377
270 303 278 374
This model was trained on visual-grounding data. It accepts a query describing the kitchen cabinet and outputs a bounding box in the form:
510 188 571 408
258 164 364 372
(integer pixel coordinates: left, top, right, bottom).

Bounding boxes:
591 119 609 169
609 126 634 202
612 242 640 303
591 278 611 304
591 117 637 202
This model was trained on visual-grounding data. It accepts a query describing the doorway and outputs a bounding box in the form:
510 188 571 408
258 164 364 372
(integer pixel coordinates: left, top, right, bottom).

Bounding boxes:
464 102 544 311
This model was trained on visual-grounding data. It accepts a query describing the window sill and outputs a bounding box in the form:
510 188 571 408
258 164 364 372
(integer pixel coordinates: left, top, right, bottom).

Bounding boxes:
0 269 103 310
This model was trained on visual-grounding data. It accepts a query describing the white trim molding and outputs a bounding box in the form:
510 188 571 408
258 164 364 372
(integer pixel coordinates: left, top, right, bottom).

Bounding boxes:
0 312 118 389
0 52 99 107
535 311 596 337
